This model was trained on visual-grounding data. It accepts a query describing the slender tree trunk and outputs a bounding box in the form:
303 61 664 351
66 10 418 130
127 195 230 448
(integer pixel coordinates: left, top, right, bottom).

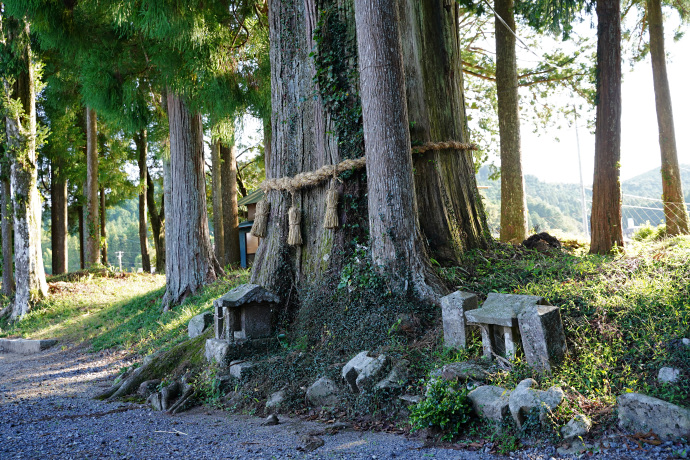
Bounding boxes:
354 0 438 300
1 138 14 295
78 204 85 269
221 142 240 266
590 0 623 254
136 130 151 272
85 107 100 266
495 0 527 243
100 187 108 266
161 93 222 309
647 0 689 235
211 140 224 265
6 20 47 318
146 168 165 273
51 158 68 275
399 0 488 262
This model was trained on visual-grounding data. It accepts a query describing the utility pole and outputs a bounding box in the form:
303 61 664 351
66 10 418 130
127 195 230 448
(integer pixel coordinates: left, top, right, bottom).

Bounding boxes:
574 105 589 239
116 251 124 272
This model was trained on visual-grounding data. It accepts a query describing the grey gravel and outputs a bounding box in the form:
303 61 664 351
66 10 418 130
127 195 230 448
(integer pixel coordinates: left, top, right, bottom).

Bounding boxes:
0 346 685 459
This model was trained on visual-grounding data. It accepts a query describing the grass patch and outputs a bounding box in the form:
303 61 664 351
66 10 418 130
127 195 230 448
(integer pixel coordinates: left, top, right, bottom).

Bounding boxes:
0 269 250 357
441 235 690 410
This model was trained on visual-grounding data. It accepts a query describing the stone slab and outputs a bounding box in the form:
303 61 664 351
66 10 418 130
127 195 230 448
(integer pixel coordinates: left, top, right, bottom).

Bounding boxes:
441 291 477 349
188 312 213 339
213 284 279 310
0 338 58 354
468 385 511 422
618 392 690 440
465 293 546 327
517 304 566 373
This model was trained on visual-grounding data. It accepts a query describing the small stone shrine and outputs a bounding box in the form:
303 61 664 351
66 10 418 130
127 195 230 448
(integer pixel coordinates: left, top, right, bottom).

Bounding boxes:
443 291 567 373
213 283 280 342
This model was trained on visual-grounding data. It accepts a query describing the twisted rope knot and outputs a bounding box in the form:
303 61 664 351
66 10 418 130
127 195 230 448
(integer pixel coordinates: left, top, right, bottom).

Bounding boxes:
261 142 473 192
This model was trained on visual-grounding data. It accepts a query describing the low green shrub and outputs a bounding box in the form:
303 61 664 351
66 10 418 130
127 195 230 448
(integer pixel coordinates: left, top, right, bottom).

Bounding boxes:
410 378 472 441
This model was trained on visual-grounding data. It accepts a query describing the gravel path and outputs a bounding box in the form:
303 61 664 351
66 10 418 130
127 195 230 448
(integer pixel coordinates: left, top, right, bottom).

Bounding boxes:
0 346 681 459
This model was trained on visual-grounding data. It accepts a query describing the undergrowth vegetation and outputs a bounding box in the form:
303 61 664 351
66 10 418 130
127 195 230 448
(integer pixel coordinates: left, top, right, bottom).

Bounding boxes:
2 236 690 445
0 268 250 356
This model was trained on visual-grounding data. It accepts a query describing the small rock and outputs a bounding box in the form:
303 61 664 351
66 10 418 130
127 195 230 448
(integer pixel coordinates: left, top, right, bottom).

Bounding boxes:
147 392 163 411
618 392 690 440
306 377 340 407
467 385 511 422
440 361 490 382
682 338 690 347
137 379 161 399
342 351 390 393
561 414 592 441
261 414 279 426
356 354 390 392
399 394 422 405
298 435 324 452
508 378 564 427
205 338 231 366
556 440 588 456
266 390 286 410
188 312 213 338
659 367 681 384
375 360 409 391
228 361 254 379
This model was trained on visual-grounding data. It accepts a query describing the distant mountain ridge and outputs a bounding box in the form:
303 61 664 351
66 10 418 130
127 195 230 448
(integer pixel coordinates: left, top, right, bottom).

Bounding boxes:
476 164 690 235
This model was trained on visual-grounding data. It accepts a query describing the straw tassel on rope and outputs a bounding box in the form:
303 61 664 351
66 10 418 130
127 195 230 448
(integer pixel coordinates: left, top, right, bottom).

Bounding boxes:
324 166 339 229
287 192 302 246
251 196 270 238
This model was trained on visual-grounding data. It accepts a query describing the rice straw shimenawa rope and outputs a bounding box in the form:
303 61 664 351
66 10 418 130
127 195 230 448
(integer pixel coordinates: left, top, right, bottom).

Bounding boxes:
250 141 477 244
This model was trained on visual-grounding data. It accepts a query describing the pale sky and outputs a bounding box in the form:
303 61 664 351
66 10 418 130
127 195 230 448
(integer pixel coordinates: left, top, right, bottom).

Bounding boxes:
522 22 690 185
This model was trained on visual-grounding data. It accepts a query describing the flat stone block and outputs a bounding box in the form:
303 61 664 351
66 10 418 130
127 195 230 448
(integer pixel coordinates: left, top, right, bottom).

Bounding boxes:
468 385 511 422
441 291 477 349
618 393 690 440
188 312 213 338
517 304 566 373
465 293 546 327
0 338 58 354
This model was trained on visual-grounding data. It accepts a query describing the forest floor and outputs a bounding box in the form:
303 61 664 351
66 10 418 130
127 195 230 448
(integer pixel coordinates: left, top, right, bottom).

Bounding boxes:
0 341 674 459
1 231 689 458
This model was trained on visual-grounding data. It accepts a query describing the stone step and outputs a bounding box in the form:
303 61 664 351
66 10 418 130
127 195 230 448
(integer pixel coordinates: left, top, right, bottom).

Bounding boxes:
0 338 58 354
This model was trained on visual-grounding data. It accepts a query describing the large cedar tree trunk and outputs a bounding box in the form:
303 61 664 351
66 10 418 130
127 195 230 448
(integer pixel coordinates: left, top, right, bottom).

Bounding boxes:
253 0 485 298
399 0 488 261
647 0 689 235
161 93 222 309
211 140 224 264
495 0 527 243
1 132 14 295
51 158 68 274
85 107 100 266
590 0 623 254
251 0 368 295
136 130 151 272
221 142 240 266
355 0 438 299
7 21 48 318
